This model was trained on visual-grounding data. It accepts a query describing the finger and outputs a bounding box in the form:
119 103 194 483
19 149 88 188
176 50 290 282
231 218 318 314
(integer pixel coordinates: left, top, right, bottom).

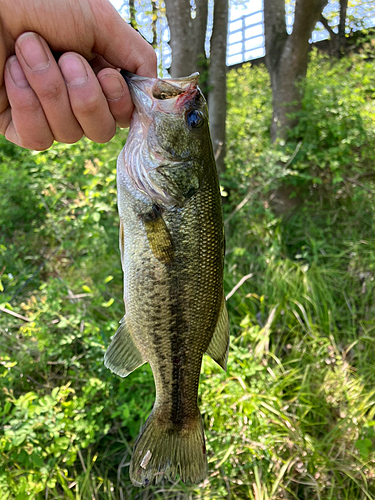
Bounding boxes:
89 54 117 75
90 0 157 77
97 67 133 128
58 53 116 143
4 56 54 150
15 32 83 144
0 97 12 138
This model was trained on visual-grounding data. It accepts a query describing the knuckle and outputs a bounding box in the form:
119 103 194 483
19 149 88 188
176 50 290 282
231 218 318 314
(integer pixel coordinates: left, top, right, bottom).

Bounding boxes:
75 95 102 117
12 94 41 116
37 80 64 104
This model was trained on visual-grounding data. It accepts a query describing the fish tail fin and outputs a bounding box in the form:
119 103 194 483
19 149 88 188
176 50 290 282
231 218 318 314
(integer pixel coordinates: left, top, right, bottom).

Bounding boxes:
129 411 207 486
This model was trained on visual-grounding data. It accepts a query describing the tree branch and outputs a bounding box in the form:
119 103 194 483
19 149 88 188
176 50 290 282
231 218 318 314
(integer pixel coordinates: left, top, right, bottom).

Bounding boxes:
0 307 30 322
320 14 336 39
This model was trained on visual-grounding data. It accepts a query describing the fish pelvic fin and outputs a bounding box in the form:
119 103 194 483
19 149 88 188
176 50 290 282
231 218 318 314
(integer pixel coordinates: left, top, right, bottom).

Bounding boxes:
104 316 146 377
129 411 207 487
206 295 230 371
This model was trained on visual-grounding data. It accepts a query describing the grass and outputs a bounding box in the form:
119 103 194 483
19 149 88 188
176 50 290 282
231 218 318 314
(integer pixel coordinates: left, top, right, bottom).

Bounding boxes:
38 200 375 500
1 52 375 499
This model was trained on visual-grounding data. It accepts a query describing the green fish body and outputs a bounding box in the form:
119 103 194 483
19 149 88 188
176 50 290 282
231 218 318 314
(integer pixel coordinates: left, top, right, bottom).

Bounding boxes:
104 72 229 486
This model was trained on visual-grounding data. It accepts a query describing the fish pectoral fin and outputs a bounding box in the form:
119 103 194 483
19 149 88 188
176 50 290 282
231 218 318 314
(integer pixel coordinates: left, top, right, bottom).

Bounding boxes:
205 296 230 371
104 316 146 377
143 210 174 263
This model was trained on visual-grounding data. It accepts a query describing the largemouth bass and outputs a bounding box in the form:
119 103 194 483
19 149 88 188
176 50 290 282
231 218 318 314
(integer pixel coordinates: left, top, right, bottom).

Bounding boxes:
104 71 229 487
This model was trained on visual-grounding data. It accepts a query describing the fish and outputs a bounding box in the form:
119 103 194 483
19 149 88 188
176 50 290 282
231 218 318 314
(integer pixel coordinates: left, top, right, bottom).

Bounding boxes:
104 71 229 487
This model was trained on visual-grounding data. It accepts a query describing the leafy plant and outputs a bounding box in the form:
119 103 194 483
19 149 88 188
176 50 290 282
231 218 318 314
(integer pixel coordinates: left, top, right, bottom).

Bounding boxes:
1 49 375 499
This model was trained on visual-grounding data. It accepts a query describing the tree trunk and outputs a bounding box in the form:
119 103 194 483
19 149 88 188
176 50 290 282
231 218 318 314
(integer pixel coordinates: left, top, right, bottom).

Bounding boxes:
164 0 226 174
339 0 348 52
264 0 328 142
164 0 196 77
151 0 158 50
129 0 137 30
208 0 228 175
195 0 209 91
265 0 328 214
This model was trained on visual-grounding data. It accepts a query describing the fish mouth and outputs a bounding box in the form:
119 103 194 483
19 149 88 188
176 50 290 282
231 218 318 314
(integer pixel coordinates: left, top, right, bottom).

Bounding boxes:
120 70 200 110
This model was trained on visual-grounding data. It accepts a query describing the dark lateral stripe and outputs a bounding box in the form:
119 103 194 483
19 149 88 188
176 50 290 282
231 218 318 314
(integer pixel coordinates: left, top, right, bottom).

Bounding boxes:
169 227 187 425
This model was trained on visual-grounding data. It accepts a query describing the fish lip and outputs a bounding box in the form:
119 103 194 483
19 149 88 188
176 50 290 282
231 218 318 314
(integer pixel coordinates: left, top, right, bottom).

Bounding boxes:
120 70 150 84
121 70 156 111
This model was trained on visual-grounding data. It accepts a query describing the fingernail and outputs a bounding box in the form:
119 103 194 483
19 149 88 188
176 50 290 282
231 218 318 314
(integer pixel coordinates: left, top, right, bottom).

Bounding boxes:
17 32 49 71
101 74 124 100
59 55 88 86
8 56 29 88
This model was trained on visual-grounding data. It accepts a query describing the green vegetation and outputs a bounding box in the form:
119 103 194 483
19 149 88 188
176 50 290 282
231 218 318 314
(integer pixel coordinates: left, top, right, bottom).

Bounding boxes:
1 50 375 499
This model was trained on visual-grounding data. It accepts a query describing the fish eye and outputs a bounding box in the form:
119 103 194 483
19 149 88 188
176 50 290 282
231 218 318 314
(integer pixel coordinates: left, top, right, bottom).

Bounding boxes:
186 109 204 129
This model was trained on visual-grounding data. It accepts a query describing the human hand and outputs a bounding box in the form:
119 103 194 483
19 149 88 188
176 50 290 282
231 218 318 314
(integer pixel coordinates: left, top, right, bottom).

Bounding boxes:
0 0 157 150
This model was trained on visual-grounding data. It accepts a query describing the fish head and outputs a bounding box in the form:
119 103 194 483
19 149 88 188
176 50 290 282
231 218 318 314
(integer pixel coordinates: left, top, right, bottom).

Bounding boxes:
121 71 214 207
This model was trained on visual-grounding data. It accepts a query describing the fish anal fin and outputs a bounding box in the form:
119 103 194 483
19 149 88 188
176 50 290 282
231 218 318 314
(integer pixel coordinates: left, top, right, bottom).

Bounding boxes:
206 297 229 371
104 316 146 377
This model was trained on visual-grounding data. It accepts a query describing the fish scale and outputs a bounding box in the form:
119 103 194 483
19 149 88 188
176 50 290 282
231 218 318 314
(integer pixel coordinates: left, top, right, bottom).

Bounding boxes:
104 71 229 486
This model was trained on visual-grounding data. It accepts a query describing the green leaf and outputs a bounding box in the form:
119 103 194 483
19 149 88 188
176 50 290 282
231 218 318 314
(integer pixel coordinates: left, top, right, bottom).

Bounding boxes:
101 298 114 308
30 452 44 468
355 438 372 459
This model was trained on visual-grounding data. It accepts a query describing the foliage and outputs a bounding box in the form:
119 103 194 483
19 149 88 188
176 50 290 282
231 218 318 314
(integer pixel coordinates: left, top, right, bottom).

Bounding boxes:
224 49 375 205
1 49 375 499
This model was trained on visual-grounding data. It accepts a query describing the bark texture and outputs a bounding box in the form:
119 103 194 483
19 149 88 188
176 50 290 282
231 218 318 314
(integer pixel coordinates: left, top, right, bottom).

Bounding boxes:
264 0 329 142
208 0 228 175
164 0 196 78
195 0 209 82
164 0 209 79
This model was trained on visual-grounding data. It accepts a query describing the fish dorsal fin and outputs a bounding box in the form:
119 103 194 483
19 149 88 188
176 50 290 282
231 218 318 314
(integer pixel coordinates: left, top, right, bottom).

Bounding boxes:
205 296 230 371
104 316 146 377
